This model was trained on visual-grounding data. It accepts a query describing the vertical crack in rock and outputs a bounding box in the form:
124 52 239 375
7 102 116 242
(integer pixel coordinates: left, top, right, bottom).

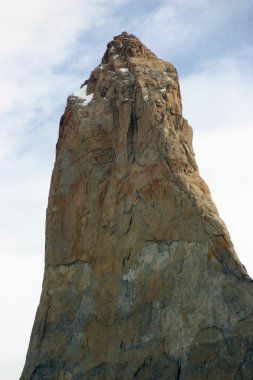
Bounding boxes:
21 32 253 380
127 102 138 163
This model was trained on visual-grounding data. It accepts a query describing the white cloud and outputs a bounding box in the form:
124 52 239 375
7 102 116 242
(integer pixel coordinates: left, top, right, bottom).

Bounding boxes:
128 0 253 65
0 0 109 58
0 253 43 380
193 126 253 275
180 55 253 277
181 54 253 133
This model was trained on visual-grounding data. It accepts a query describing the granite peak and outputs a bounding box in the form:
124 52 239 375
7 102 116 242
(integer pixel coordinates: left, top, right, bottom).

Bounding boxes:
21 34 253 380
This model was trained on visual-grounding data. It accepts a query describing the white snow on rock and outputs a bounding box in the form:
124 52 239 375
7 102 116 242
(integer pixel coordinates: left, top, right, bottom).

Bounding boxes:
160 88 166 92
73 84 93 106
119 68 129 73
144 95 149 101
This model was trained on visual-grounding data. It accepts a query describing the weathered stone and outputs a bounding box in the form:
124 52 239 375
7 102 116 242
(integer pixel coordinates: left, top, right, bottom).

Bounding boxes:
21 32 253 380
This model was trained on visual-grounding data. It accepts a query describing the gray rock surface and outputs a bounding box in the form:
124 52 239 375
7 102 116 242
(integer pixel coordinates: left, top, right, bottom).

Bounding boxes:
21 32 253 380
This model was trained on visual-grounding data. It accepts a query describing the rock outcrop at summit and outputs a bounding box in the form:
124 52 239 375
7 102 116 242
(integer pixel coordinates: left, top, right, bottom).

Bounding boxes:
21 32 253 379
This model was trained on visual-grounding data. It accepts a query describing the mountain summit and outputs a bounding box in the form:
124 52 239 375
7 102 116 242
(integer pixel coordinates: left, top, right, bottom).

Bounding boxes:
21 32 253 380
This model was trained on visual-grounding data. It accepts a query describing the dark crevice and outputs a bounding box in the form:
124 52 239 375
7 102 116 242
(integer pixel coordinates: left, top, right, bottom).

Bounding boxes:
144 238 196 245
47 259 89 268
176 361 181 380
123 216 132 234
40 305 50 349
29 360 60 380
127 103 138 163
123 249 132 268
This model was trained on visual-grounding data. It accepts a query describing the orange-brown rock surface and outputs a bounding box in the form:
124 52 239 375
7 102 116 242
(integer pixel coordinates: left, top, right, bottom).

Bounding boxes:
21 32 253 380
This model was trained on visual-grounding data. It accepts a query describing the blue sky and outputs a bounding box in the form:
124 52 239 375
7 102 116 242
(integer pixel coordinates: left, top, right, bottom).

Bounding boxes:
0 1 253 378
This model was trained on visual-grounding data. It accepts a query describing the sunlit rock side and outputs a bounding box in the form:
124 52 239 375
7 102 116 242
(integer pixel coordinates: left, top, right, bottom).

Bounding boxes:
21 32 253 380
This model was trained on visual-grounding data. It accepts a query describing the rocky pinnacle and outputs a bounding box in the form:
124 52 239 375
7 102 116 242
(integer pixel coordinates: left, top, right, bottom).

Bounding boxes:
21 32 253 379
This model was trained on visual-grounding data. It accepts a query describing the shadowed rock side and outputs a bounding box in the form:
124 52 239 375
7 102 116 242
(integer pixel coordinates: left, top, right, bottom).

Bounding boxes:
21 32 253 380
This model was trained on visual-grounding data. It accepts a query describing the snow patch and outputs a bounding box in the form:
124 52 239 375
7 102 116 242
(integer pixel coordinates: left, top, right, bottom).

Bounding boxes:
73 84 93 106
119 68 129 73
160 88 166 92
144 95 149 101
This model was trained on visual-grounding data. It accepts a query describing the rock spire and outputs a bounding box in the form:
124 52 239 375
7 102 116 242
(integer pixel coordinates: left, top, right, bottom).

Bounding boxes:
21 32 253 380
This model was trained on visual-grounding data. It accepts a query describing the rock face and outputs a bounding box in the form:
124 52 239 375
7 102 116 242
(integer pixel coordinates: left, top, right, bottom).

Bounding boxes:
21 32 253 379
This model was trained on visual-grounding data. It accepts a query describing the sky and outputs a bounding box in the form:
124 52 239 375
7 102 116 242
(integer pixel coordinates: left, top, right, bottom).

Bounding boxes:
0 1 252 378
